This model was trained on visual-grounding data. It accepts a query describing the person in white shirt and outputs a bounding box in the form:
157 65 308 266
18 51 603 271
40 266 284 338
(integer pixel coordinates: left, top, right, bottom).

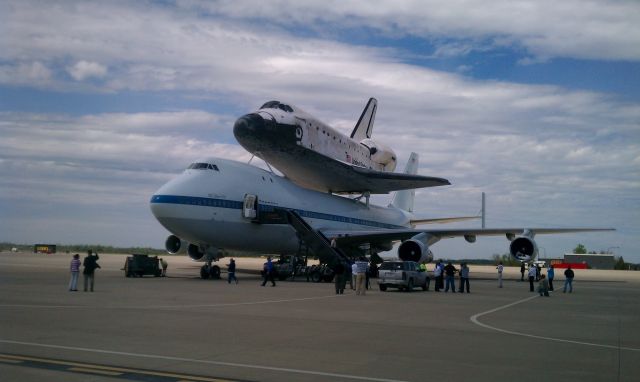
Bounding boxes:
433 260 443 292
351 262 358 290
496 262 504 288
528 264 537 292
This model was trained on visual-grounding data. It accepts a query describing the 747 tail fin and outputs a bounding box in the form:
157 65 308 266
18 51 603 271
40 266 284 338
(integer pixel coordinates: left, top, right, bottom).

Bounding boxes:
391 152 419 212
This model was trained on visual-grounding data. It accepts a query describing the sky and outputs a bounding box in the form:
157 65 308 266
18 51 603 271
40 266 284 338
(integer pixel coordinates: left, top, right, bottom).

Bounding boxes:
1 0 638 262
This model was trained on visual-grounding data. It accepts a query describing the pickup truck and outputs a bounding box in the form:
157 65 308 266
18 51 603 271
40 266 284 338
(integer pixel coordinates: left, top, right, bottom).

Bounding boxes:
377 261 428 292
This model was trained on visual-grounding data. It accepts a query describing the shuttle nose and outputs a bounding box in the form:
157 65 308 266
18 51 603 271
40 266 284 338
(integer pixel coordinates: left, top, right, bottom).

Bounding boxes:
233 113 274 140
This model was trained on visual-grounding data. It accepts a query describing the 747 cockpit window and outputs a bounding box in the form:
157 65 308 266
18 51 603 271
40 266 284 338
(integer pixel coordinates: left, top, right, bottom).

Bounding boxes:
188 163 219 171
259 100 293 112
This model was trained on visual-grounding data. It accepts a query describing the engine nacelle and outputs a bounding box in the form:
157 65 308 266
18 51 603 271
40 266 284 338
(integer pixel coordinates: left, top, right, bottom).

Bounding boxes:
509 236 538 262
398 233 434 263
187 244 222 263
165 235 182 254
360 138 397 172
187 243 205 261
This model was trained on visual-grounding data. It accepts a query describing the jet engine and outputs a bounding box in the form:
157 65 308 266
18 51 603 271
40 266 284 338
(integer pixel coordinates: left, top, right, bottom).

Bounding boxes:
360 139 397 172
398 233 434 263
187 243 206 261
165 235 182 254
509 234 538 262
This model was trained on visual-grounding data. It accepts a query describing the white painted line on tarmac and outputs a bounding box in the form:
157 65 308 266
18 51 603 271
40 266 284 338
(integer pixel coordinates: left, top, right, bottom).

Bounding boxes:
0 294 340 310
470 295 640 352
0 339 409 382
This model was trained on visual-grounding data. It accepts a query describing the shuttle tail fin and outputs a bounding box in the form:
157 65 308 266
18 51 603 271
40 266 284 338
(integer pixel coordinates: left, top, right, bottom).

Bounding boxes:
391 153 419 212
350 98 377 141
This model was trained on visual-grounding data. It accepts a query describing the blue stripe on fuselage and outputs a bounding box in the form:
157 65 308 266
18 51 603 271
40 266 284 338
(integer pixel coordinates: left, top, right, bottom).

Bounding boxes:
150 194 404 229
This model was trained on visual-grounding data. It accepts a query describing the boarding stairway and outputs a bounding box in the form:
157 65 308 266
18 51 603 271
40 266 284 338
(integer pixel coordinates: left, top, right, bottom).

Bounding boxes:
285 210 351 268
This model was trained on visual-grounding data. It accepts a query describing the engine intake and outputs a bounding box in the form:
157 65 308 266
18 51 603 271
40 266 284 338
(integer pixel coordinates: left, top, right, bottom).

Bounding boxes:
165 235 182 254
398 233 434 263
187 244 205 261
509 236 538 262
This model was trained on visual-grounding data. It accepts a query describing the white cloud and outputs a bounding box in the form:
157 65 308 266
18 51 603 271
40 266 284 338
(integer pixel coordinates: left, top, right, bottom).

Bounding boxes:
67 60 107 81
179 0 640 61
0 61 52 85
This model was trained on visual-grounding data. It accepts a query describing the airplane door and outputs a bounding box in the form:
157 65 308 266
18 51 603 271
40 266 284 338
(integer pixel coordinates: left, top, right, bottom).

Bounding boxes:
242 194 258 220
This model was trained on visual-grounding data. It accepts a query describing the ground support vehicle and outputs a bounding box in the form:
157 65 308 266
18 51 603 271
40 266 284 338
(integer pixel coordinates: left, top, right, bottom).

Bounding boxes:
124 254 162 277
377 261 428 292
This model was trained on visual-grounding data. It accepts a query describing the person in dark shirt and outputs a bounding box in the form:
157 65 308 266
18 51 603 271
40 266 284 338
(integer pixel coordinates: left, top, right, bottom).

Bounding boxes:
443 262 458 293
82 250 101 292
563 266 575 293
333 262 346 294
227 258 238 284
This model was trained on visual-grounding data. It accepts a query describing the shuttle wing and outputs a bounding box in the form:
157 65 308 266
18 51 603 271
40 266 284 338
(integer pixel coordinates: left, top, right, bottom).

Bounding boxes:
274 145 450 194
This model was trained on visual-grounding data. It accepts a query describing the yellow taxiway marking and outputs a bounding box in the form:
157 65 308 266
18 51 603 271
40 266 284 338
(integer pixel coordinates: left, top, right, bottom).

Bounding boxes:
68 367 123 376
0 353 237 381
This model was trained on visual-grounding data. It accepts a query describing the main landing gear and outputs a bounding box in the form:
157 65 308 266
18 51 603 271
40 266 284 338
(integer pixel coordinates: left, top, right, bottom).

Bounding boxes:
200 262 221 279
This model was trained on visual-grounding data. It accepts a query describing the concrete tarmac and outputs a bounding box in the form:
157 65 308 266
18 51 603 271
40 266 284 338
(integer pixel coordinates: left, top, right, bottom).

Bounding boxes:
1 252 639 382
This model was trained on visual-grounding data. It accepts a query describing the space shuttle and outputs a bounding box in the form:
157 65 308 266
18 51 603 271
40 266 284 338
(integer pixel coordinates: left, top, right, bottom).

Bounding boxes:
233 98 450 194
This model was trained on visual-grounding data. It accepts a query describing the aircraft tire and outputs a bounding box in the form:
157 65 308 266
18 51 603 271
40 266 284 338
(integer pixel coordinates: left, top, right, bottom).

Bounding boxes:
379 284 387 291
209 265 221 280
200 266 210 279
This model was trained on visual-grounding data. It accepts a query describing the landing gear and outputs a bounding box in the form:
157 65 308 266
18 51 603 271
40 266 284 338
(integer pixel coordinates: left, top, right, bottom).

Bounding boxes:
209 265 221 279
200 263 221 280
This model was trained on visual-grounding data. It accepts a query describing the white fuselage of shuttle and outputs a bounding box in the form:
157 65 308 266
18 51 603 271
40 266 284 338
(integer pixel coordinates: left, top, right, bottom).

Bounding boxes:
233 100 397 192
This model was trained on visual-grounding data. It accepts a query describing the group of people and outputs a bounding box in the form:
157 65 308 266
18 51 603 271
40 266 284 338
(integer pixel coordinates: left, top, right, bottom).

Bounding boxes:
429 260 577 297
70 252 576 297
433 260 471 293
333 258 378 295
513 262 576 295
68 250 101 292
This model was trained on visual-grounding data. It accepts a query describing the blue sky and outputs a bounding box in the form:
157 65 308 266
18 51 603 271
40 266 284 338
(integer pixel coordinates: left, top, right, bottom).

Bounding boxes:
1 0 638 262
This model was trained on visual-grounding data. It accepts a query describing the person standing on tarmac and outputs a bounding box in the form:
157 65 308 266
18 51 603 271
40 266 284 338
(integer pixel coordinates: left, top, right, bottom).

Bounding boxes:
82 250 101 292
563 266 575 293
497 262 504 288
334 262 346 294
354 258 368 296
351 262 358 290
227 258 238 284
528 264 537 292
68 254 81 291
261 256 276 287
419 262 430 291
433 261 443 292
547 264 555 291
520 263 525 281
458 263 470 293
443 262 457 293
160 258 168 277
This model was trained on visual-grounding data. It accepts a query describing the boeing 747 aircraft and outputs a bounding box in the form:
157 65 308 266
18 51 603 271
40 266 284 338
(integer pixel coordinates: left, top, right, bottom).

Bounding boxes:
233 98 450 194
150 155 612 278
